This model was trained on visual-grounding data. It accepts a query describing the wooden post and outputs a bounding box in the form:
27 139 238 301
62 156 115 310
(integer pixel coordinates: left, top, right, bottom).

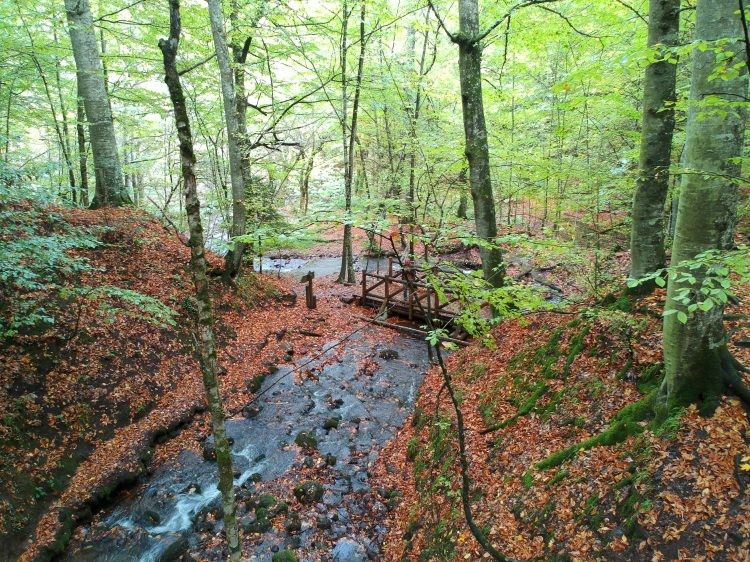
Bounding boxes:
301 271 316 309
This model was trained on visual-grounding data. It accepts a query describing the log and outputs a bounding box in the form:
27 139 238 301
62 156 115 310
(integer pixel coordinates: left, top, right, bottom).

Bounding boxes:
353 314 469 347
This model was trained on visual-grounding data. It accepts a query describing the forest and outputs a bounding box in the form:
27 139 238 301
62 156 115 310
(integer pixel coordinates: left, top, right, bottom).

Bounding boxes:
1 0 749 560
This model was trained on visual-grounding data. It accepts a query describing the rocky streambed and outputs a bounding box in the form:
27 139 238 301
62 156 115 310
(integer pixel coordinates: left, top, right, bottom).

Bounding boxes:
65 328 429 562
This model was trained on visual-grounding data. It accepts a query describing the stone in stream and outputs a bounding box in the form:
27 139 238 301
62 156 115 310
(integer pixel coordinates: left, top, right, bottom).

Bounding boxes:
293 480 324 504
378 348 399 360
294 430 318 450
332 537 367 561
155 534 190 562
323 416 340 430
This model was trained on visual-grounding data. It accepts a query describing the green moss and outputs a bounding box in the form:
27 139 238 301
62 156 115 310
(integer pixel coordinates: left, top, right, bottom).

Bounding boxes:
522 470 534 489
637 363 663 393
548 469 568 487
563 326 590 378
271 550 298 562
536 394 655 471
294 431 318 450
407 437 418 461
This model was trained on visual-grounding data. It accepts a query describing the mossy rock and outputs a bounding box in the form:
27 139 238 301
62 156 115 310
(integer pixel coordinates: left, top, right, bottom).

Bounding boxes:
323 417 340 430
293 480 324 504
246 374 267 393
272 551 298 562
257 494 278 509
242 515 271 534
294 431 318 450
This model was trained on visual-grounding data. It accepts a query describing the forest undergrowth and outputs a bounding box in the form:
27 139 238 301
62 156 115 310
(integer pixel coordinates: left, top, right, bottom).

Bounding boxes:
377 288 750 561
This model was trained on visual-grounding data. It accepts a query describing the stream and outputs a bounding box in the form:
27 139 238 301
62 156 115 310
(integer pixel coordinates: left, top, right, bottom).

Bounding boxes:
65 328 429 562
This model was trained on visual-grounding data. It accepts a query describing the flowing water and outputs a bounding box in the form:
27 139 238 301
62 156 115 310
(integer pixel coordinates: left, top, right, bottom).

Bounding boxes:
66 329 429 562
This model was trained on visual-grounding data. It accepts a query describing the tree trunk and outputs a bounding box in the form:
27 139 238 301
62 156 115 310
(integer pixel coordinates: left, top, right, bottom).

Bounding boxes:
208 0 247 280
159 3 242 560
629 0 680 285
76 91 90 207
660 0 748 416
64 0 130 208
457 165 469 219
455 0 503 289
338 0 365 285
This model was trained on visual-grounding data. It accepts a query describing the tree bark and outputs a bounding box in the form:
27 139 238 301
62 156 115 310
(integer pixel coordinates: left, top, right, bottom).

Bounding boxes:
207 0 247 280
660 0 748 416
159 2 242 560
64 0 130 208
76 90 90 207
338 0 365 284
455 0 503 290
629 0 680 285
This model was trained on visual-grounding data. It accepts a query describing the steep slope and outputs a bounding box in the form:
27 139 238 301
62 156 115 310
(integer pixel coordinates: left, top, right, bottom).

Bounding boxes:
377 294 750 561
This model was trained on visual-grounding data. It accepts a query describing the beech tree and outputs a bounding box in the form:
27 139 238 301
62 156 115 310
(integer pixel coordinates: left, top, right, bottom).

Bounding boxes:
208 0 247 280
64 0 130 208
338 0 366 284
159 1 242 560
629 0 680 285
659 0 750 415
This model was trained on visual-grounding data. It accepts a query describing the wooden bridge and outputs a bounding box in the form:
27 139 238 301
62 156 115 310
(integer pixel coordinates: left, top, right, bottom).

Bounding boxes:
359 258 466 325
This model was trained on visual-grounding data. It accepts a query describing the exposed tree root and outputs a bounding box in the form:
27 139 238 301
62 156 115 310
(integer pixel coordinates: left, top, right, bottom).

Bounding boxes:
721 348 750 406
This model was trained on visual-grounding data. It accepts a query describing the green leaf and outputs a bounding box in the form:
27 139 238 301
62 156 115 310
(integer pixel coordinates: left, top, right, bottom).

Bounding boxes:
698 299 714 312
677 311 688 324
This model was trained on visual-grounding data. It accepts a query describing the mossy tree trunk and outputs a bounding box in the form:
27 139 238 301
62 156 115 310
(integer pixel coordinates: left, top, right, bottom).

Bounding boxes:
208 0 247 281
455 0 503 290
64 0 130 208
629 0 680 286
660 0 748 416
159 3 242 560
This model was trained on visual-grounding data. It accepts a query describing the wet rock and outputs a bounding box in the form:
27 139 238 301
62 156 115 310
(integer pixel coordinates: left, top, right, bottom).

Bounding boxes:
294 431 318 450
262 361 279 374
246 374 267 393
242 404 262 419
351 472 370 493
194 505 222 533
156 534 189 562
272 501 289 516
323 417 340 430
284 513 301 533
138 509 160 527
339 295 356 304
328 397 344 409
256 494 277 509
241 512 271 534
378 349 399 360
293 480 324 504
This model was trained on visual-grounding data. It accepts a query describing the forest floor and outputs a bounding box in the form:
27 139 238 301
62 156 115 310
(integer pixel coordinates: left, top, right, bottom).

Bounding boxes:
1 204 748 561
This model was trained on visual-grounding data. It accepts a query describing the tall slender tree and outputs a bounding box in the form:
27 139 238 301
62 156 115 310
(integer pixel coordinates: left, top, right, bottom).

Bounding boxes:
338 0 366 284
159 1 242 560
208 0 247 280
64 0 130 208
659 0 750 416
430 0 505 290
629 0 680 286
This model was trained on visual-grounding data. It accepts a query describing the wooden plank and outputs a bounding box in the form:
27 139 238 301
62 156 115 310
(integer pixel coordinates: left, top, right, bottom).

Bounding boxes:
353 314 469 347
